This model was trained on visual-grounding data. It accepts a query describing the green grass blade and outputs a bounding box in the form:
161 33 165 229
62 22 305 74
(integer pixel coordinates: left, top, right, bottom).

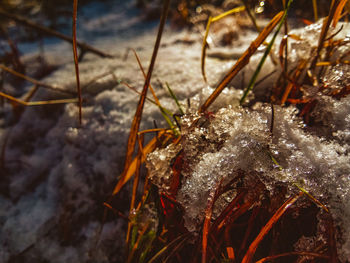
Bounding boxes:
139 230 156 263
148 233 191 263
240 0 294 105
165 82 184 115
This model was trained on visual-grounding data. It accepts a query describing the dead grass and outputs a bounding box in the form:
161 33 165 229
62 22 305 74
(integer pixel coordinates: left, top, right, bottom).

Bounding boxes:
1 0 349 262
110 0 350 262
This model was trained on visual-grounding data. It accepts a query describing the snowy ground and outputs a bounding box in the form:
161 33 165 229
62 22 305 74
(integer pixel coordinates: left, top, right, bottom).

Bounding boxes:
0 1 349 262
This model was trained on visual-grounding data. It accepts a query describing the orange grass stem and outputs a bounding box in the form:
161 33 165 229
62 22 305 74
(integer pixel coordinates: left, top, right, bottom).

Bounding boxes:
241 192 303 263
199 11 284 113
113 0 170 195
255 251 329 262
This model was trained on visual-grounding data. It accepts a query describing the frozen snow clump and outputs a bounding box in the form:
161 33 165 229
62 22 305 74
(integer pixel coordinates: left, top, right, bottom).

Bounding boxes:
146 87 350 259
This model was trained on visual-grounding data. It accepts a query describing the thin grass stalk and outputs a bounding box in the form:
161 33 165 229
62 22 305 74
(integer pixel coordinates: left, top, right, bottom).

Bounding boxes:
113 0 170 195
327 214 339 263
148 233 191 263
0 8 113 59
132 49 178 134
127 222 149 263
332 0 348 27
201 6 245 83
139 230 156 263
211 191 246 231
201 16 212 83
312 0 318 21
23 85 39 102
202 179 223 263
282 0 289 90
310 0 339 71
163 234 190 262
217 201 252 231
238 206 260 258
0 91 78 106
72 0 82 124
165 82 184 115
293 183 329 212
241 192 303 263
240 0 261 32
280 59 307 105
0 64 74 95
120 81 172 115
126 134 144 245
240 0 294 105
255 251 329 262
112 129 173 195
199 11 284 113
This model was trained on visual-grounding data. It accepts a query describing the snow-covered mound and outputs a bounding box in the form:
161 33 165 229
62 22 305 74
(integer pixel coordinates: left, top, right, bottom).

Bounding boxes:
146 21 350 261
0 5 349 261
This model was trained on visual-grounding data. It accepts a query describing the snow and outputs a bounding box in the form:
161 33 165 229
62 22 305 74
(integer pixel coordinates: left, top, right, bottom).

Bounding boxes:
0 3 350 262
146 21 350 261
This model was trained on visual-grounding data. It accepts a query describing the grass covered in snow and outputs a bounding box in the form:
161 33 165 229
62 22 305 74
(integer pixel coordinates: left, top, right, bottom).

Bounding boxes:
0 0 350 262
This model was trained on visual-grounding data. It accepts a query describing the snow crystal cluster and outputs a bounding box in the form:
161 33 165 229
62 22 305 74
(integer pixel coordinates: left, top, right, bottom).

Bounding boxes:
146 21 350 261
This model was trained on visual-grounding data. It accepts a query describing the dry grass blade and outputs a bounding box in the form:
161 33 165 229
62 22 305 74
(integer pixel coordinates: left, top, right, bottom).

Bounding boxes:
255 251 329 262
132 49 161 106
132 49 178 134
0 8 113 59
0 64 74 95
332 0 348 27
126 133 144 245
201 6 245 83
226 247 235 261
280 59 307 105
202 179 223 263
72 0 82 125
0 91 78 106
201 16 212 83
199 11 284 113
113 0 170 196
148 233 191 263
310 0 339 71
241 192 303 263
112 129 173 195
312 0 318 22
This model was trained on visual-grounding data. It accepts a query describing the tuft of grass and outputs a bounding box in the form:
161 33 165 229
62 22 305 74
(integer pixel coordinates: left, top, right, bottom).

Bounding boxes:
199 10 284 113
112 0 171 196
114 1 349 262
240 0 294 105
241 192 303 263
